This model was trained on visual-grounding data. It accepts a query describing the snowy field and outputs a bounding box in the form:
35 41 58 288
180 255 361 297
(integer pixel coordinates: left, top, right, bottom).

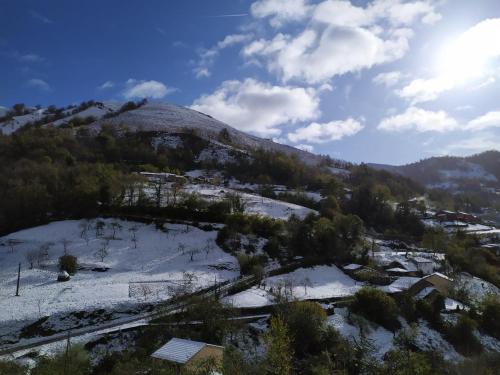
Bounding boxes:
185 184 317 220
224 265 362 308
0 219 239 324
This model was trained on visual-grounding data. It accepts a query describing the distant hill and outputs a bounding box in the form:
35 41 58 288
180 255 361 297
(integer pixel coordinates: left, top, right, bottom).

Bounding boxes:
369 151 500 192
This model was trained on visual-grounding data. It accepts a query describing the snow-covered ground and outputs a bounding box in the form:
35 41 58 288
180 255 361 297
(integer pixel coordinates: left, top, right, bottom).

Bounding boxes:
328 310 463 362
0 108 47 135
185 184 316 220
0 219 239 325
328 308 394 360
224 265 362 308
454 273 500 303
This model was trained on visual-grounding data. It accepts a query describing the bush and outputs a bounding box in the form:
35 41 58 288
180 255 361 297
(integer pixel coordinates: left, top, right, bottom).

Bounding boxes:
0 360 26 375
479 294 500 339
446 315 483 356
59 254 78 274
237 253 267 275
31 345 90 375
281 301 327 356
350 287 401 331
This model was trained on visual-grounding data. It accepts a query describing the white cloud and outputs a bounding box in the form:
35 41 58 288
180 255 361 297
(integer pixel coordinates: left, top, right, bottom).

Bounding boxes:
312 0 440 27
295 144 314 152
190 78 320 136
465 111 500 131
250 0 312 27
244 25 411 84
378 106 458 132
123 79 173 99
373 71 403 87
30 10 52 24
194 34 251 78
194 68 211 79
288 118 364 143
243 0 439 84
98 81 114 90
27 78 51 92
397 76 455 104
19 53 44 63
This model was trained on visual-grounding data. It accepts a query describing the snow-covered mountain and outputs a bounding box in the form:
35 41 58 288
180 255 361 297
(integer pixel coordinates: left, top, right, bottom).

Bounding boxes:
0 101 328 167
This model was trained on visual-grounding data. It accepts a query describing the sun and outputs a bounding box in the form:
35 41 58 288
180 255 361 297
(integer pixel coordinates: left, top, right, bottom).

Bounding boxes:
436 35 490 83
435 19 500 84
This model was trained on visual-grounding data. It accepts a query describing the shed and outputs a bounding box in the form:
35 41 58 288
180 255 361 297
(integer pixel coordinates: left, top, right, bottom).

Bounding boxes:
151 338 223 371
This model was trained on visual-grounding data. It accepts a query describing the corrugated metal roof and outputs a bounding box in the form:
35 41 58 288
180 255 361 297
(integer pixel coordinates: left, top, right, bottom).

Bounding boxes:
151 338 206 363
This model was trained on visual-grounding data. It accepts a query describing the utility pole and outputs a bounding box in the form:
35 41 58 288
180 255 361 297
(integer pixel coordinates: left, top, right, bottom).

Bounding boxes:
15 263 21 296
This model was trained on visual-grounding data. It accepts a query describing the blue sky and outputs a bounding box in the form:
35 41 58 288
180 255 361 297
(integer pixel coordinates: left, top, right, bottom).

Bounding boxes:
1 0 500 165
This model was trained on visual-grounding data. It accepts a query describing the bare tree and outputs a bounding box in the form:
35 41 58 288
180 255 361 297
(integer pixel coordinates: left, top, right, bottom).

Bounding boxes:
37 243 52 266
95 240 109 262
188 248 200 262
79 220 90 239
204 239 216 258
171 180 185 206
95 220 105 237
26 249 38 269
139 284 152 301
302 277 313 295
61 238 72 255
6 239 21 254
151 175 168 208
129 226 139 249
178 243 186 255
109 221 122 240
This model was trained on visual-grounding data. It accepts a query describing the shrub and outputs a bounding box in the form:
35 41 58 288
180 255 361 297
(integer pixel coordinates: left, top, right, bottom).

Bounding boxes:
0 360 26 375
31 345 90 375
237 253 267 275
479 294 500 339
59 254 78 274
446 315 483 356
350 287 401 331
281 301 327 356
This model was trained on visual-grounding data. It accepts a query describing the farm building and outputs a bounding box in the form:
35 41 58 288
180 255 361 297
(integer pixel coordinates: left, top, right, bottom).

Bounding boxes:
408 272 453 297
151 337 223 372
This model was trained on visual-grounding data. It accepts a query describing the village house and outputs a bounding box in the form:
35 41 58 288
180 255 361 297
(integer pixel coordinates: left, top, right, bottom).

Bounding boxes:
409 256 435 275
408 272 453 297
151 337 223 372
435 210 479 224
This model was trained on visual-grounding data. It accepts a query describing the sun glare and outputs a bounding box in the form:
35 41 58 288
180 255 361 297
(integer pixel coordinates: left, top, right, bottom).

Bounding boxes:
436 19 500 83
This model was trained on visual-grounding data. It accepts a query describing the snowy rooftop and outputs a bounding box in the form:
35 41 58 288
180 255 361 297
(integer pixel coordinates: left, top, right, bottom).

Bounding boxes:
425 272 452 281
415 287 436 300
151 338 209 363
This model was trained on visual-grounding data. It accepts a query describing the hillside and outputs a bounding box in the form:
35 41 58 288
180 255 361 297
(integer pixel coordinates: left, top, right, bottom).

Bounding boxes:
369 151 500 190
0 101 328 167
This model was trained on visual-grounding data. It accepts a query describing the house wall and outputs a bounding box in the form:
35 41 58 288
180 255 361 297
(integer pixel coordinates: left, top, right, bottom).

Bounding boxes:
186 345 224 371
417 262 434 275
